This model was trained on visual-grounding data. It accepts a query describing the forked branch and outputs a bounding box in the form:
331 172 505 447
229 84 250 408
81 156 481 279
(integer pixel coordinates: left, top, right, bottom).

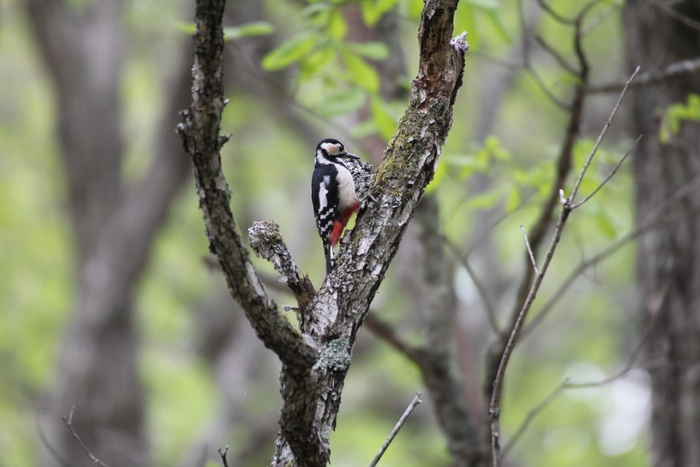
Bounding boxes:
488 67 640 467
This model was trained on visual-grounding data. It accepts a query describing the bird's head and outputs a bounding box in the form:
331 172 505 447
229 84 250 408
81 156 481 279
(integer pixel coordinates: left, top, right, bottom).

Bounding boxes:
316 138 359 162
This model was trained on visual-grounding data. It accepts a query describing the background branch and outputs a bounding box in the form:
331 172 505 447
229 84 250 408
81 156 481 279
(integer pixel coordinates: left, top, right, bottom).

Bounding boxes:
488 68 639 467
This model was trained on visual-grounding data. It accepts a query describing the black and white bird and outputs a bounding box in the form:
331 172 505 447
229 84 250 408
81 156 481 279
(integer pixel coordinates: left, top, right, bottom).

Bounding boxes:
311 138 361 275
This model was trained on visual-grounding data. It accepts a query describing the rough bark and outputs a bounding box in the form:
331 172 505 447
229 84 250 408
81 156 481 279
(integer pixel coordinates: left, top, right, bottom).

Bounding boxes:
27 1 195 465
178 0 467 465
624 2 700 466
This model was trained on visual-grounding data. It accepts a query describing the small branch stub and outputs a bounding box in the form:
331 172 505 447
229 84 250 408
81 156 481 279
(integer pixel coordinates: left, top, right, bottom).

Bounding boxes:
248 220 316 313
450 32 469 53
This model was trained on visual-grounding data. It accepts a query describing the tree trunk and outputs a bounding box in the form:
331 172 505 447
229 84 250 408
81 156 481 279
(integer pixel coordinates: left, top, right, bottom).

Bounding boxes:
623 2 700 466
27 1 194 465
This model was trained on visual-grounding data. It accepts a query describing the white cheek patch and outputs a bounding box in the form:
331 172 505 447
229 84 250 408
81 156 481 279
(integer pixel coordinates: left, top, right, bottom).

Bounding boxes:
321 142 342 156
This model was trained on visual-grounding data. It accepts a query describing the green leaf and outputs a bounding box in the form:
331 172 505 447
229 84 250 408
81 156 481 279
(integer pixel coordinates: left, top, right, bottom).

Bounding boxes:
298 47 335 80
302 3 333 22
317 88 366 116
370 97 397 141
361 0 399 26
327 10 347 40
596 210 618 239
406 0 424 19
505 185 521 212
342 50 379 93
484 135 511 161
351 119 378 138
178 22 196 35
467 189 501 209
659 94 700 143
223 21 274 41
345 41 390 60
262 33 316 71
467 0 511 42
465 0 499 7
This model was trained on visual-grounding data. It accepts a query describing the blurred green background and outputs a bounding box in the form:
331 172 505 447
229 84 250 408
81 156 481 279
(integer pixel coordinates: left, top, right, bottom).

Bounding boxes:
0 0 651 466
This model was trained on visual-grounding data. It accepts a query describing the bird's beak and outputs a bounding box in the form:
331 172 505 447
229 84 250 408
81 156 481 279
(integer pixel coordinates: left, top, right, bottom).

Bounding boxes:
342 152 359 159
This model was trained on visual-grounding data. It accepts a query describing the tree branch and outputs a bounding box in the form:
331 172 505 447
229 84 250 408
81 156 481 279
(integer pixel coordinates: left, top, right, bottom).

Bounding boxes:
62 408 113 467
177 0 316 369
248 220 316 315
369 393 423 467
180 0 468 464
485 4 592 404
587 57 700 93
488 67 639 467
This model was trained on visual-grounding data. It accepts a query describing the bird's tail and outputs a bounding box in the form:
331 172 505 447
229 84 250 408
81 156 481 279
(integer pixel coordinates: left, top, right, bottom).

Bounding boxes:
325 243 333 276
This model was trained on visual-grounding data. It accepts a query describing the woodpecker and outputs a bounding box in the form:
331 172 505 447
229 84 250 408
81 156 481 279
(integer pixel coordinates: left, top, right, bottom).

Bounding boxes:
311 138 361 275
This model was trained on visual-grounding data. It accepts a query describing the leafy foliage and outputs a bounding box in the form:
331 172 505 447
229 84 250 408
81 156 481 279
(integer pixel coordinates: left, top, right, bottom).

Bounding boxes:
659 93 700 143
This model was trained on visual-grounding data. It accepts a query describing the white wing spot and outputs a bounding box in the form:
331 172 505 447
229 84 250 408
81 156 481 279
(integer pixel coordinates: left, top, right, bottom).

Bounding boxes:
318 176 330 210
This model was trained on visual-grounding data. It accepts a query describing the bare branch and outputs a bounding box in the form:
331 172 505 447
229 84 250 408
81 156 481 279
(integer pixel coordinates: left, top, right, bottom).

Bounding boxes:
588 57 700 93
248 220 317 315
177 2 323 463
520 225 539 275
488 66 639 467
567 67 640 204
534 35 577 75
502 380 568 459
364 314 422 363
369 393 423 467
218 446 230 467
524 173 700 339
485 3 593 405
536 0 577 25
645 0 700 32
570 134 642 209
581 0 623 36
62 408 113 467
177 0 316 369
181 1 467 464
462 256 502 334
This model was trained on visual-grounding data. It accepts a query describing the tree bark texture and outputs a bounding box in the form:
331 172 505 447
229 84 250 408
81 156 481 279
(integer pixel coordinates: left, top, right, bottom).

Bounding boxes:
27 1 194 465
624 2 700 466
179 0 468 465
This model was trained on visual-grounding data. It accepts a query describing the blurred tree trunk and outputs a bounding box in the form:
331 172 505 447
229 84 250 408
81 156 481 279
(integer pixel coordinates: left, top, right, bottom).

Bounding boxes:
26 1 193 465
623 2 700 466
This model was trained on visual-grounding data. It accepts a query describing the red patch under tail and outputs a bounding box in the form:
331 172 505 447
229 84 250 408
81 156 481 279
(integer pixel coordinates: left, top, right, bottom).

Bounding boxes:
328 199 360 247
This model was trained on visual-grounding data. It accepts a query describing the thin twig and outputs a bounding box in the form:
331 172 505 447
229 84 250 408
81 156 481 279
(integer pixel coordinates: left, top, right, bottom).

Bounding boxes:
588 57 700 93
37 414 72 467
567 66 640 204
581 0 622 36
536 0 576 25
646 0 700 32
523 173 700 339
526 67 571 110
369 393 422 467
488 67 639 467
520 225 539 275
364 314 423 363
502 379 569 459
218 446 230 467
62 407 113 467
570 134 642 209
444 236 501 334
534 35 577 75
505 315 650 459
